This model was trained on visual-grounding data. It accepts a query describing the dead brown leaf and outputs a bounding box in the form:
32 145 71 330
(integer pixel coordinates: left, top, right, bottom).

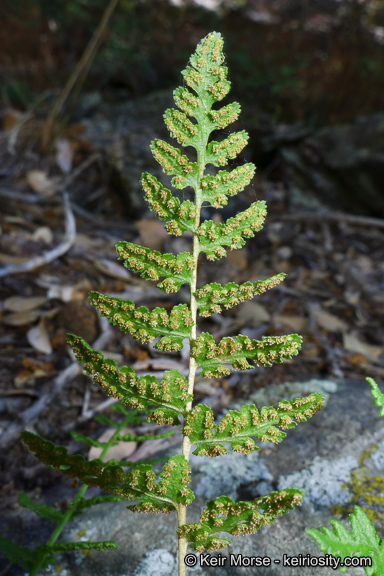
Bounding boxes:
93 258 131 280
2 108 23 130
238 301 270 324
55 138 73 174
343 333 382 358
26 319 52 354
26 170 60 196
14 358 54 387
2 310 41 326
273 315 308 333
136 219 168 251
4 295 48 312
226 246 248 269
314 308 348 332
88 427 137 462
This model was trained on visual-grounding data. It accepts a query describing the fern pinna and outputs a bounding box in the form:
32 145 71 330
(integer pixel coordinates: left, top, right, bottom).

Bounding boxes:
23 32 324 575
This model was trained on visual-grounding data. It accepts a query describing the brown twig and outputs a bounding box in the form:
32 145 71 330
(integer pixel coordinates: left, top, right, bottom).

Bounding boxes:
0 189 76 279
0 363 82 449
275 211 384 230
306 301 344 379
41 0 120 151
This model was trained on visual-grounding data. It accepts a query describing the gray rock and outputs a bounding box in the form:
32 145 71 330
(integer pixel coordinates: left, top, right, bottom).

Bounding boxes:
262 114 384 216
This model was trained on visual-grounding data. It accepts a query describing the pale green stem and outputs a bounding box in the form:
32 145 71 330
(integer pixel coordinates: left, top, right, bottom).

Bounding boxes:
178 155 205 576
29 419 128 576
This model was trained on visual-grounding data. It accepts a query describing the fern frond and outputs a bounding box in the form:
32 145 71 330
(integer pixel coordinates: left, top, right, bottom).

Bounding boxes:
89 292 193 351
306 506 384 575
0 536 52 571
141 172 196 234
22 432 194 514
150 139 198 189
201 164 255 208
115 242 193 293
205 131 249 167
38 541 116 553
69 495 126 513
191 333 302 378
179 490 303 552
183 395 324 456
367 377 384 417
163 108 199 148
197 273 285 317
18 493 66 523
197 201 267 260
67 334 191 425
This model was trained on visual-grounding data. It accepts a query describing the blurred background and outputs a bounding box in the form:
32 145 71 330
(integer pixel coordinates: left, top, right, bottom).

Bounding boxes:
1 2 384 573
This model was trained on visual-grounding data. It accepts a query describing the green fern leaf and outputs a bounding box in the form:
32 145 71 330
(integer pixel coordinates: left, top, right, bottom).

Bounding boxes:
191 332 302 377
70 431 116 449
197 274 285 316
163 108 199 148
205 131 249 167
93 413 120 426
88 292 193 351
367 377 384 417
201 164 255 208
115 242 193 293
126 454 194 513
38 541 116 553
67 334 191 425
306 506 384 575
0 535 51 571
150 139 198 189
69 495 126 513
179 489 303 552
183 394 324 456
197 202 267 261
141 172 195 235
22 432 194 512
18 493 66 523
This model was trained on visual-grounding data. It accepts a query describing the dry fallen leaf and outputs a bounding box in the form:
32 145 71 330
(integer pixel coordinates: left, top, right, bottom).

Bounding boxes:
26 170 60 196
88 427 137 462
273 315 308 333
2 108 23 130
314 308 348 332
238 301 270 324
93 258 131 280
0 253 30 265
4 295 48 312
31 226 54 244
14 358 54 387
226 246 248 269
26 319 52 354
2 310 41 326
136 219 168 251
55 138 73 174
347 352 369 366
343 333 382 358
